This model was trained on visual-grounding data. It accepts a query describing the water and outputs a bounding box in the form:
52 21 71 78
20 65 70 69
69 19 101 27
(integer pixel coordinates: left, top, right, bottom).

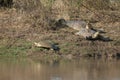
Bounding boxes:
0 58 120 80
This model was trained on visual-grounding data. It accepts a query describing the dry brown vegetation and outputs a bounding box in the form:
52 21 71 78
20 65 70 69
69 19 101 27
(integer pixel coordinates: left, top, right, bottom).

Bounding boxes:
0 0 120 59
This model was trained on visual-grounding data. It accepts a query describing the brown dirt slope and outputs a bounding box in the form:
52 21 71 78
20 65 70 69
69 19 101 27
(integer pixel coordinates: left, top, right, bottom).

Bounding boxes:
0 0 120 59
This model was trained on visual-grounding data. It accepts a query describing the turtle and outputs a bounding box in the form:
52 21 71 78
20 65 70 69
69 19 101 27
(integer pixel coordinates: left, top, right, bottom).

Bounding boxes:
34 41 59 51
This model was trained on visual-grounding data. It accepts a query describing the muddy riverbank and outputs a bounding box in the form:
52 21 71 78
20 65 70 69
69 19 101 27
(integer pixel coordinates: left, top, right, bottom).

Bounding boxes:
0 0 120 59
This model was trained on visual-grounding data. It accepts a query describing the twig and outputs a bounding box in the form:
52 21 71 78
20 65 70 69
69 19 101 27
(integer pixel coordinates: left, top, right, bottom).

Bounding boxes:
80 3 102 21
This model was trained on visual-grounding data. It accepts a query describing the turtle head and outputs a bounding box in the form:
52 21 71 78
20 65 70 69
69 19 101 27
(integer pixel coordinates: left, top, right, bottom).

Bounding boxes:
51 45 60 51
92 31 100 39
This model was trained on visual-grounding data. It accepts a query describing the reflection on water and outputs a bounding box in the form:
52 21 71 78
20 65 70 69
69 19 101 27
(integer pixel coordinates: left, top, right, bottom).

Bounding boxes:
0 58 120 80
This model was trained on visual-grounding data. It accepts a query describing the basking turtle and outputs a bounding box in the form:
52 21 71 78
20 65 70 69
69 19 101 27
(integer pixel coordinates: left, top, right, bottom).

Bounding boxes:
34 41 59 51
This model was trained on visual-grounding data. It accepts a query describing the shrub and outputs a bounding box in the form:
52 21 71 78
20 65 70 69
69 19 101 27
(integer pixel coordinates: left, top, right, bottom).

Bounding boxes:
0 0 13 7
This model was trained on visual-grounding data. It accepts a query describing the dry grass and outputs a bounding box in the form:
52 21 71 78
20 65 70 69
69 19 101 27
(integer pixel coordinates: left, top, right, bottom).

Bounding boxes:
0 0 120 58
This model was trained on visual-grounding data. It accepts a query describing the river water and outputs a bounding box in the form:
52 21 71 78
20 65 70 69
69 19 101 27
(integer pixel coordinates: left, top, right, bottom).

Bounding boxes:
0 58 120 80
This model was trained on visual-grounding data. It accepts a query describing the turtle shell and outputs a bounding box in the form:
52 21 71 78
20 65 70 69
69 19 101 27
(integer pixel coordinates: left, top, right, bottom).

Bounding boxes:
34 41 59 51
